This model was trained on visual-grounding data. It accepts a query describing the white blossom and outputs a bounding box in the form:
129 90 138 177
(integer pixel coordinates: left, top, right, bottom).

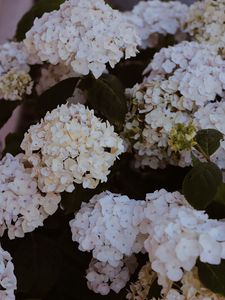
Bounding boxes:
145 41 225 109
24 0 139 79
140 189 225 288
0 42 30 76
70 191 146 267
21 104 124 193
184 0 225 56
125 0 188 49
86 256 137 295
0 153 60 239
0 245 16 300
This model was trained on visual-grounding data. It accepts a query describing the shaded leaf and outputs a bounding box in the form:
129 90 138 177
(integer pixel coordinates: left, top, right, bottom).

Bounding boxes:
182 162 222 210
36 77 79 119
195 129 223 157
15 0 65 41
198 260 225 296
2 132 24 156
0 100 20 129
214 183 225 205
80 74 127 130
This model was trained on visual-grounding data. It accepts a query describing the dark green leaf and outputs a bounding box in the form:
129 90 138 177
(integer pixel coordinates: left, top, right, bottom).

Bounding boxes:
182 162 222 210
195 129 223 157
198 260 225 296
14 234 63 297
2 132 24 156
80 74 127 130
36 77 79 119
15 0 65 41
214 183 225 205
0 100 20 129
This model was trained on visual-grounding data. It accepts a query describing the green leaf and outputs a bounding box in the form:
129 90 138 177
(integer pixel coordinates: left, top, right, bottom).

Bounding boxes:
0 100 20 129
182 162 222 210
80 74 127 130
36 77 79 119
195 129 223 157
14 234 63 298
198 260 225 296
15 0 65 41
2 132 24 156
214 183 225 205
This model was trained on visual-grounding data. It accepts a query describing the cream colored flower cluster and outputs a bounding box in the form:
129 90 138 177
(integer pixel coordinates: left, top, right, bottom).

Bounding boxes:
0 153 60 240
21 104 124 193
0 70 33 101
184 0 225 56
0 42 33 101
0 245 17 300
125 0 188 49
24 0 139 79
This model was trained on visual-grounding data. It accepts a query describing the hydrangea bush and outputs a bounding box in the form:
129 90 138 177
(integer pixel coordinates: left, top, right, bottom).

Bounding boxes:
0 0 225 299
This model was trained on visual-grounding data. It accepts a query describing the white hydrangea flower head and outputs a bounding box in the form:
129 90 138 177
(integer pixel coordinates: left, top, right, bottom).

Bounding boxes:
0 42 30 76
21 104 124 193
123 81 193 169
140 189 225 289
184 0 225 56
0 245 17 300
86 255 137 295
36 63 78 95
125 0 188 49
145 41 225 109
24 0 139 79
70 191 146 267
0 153 61 239
0 70 33 101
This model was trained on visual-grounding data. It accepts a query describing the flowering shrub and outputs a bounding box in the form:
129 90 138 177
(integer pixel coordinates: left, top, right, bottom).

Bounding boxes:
0 0 225 299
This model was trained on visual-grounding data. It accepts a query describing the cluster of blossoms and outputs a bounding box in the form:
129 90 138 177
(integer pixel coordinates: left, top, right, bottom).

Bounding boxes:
184 0 225 56
86 256 137 295
123 41 225 169
70 191 146 267
24 0 139 79
0 153 60 239
0 42 33 101
141 189 225 289
21 103 124 193
0 245 17 300
71 189 225 295
125 0 188 49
